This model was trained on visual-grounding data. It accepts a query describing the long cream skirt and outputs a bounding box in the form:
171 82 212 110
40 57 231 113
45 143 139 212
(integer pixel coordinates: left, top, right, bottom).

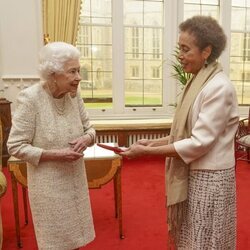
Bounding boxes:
178 167 236 250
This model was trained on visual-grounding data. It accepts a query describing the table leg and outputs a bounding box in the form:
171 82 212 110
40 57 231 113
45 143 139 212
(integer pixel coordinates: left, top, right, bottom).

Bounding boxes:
113 176 118 218
114 165 124 239
10 173 22 248
22 187 28 225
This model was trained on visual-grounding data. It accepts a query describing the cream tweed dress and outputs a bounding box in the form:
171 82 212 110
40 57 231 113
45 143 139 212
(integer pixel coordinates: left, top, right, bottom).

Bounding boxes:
7 83 95 250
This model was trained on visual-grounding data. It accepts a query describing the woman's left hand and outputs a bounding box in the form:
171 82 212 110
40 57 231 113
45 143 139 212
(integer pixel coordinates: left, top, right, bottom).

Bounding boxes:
120 144 146 159
68 134 92 153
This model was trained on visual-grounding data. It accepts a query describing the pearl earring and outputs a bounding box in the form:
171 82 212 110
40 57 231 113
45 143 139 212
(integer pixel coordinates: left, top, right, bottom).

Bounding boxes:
204 59 208 68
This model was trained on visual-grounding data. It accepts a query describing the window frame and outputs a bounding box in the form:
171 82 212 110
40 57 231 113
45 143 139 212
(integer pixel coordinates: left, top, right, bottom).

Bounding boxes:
78 0 248 120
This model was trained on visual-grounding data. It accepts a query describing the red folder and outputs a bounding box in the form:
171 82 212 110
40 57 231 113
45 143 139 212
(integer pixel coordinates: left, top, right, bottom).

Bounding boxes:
97 143 125 154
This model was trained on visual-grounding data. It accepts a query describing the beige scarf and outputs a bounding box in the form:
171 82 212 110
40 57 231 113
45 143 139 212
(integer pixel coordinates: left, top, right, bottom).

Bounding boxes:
166 61 223 248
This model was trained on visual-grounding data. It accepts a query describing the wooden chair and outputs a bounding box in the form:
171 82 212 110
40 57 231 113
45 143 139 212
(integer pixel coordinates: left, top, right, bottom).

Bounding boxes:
0 118 7 249
235 108 250 163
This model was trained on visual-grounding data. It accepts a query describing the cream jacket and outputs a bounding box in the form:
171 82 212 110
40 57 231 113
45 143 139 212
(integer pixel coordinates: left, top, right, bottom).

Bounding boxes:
174 72 239 170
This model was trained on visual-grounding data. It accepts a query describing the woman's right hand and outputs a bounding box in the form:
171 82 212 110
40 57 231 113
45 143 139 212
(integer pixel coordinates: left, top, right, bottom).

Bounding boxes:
120 144 147 159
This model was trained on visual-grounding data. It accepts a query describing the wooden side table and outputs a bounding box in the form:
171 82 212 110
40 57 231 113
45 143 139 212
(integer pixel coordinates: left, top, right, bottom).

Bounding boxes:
8 143 124 248
0 97 12 167
7 159 27 248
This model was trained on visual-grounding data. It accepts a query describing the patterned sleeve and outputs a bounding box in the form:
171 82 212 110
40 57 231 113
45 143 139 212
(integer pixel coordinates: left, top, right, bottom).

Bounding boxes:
76 93 96 145
7 89 43 166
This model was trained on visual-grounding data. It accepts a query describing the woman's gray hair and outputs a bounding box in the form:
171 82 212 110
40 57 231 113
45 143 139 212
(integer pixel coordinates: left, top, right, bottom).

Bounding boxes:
38 42 80 81
179 15 226 63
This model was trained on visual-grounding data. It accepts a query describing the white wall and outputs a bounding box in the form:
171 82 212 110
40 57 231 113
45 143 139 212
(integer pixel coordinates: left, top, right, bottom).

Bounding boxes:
0 0 43 110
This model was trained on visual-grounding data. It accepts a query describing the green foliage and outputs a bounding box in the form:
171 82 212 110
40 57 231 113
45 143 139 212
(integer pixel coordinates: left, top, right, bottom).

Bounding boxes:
171 48 192 88
167 47 193 107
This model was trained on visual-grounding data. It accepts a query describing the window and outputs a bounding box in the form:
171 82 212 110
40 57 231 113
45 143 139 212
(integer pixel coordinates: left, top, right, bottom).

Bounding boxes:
76 0 249 119
230 0 250 105
184 0 219 20
124 0 164 107
184 0 250 105
76 0 113 108
77 0 166 117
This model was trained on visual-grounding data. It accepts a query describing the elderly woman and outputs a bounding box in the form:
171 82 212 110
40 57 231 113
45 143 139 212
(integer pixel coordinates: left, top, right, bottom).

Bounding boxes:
121 16 239 249
7 42 95 250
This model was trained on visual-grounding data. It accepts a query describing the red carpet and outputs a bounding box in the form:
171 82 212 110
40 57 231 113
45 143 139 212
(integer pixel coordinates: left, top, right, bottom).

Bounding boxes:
1 156 250 250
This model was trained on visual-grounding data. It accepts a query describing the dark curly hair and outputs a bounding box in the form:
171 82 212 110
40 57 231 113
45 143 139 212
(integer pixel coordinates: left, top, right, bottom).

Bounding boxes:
179 15 226 63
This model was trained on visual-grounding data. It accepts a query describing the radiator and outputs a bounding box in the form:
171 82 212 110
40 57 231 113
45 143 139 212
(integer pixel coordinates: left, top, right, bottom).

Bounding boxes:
127 133 167 146
96 134 119 144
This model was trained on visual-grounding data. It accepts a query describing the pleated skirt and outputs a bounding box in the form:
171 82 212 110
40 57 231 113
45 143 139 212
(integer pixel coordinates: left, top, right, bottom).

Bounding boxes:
177 167 236 250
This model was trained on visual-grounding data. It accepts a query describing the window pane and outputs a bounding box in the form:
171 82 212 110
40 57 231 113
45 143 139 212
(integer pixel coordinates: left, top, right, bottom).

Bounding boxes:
125 56 143 78
231 7 246 30
185 0 219 4
80 71 113 95
231 33 245 57
245 70 250 81
233 80 244 104
125 80 143 105
125 27 143 54
247 8 250 31
77 0 112 108
230 61 244 81
184 1 219 19
124 0 164 107
244 34 250 60
231 0 250 104
200 5 219 18
230 56 244 65
91 17 112 24
90 45 112 63
242 83 250 104
184 4 201 19
184 0 200 3
85 0 111 24
92 27 112 45
232 0 246 7
124 79 162 106
144 80 162 105
201 0 219 4
232 80 250 104
144 1 164 26
144 28 163 54
80 71 113 108
124 1 143 26
144 54 162 80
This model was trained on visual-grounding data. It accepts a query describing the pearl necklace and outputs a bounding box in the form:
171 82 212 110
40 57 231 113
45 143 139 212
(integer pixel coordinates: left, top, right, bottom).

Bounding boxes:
46 83 66 115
